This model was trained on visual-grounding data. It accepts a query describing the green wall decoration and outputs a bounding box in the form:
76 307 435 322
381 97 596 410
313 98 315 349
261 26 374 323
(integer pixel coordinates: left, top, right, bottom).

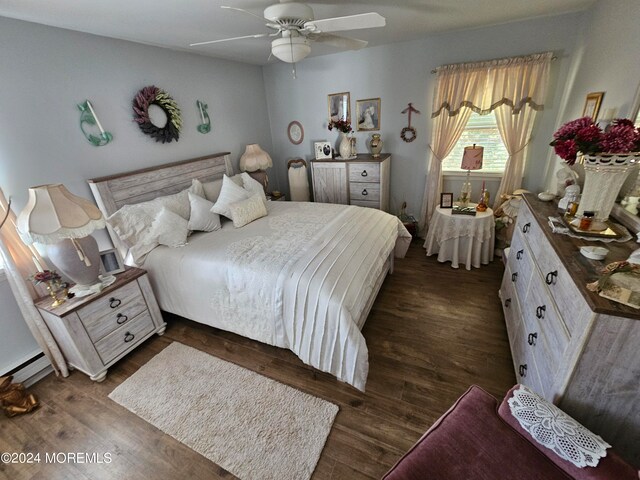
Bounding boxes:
132 85 182 143
78 100 113 147
196 100 211 134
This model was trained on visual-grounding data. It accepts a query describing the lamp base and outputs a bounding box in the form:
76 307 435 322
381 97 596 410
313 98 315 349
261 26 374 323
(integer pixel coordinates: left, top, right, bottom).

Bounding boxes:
46 236 101 288
246 170 269 193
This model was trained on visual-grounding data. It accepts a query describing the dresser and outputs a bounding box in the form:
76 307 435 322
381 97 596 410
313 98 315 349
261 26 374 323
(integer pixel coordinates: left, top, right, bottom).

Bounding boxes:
499 194 640 466
36 267 166 382
310 153 390 211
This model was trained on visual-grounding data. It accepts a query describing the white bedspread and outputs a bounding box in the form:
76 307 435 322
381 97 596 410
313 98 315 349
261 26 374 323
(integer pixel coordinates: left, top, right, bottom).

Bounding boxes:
142 202 411 390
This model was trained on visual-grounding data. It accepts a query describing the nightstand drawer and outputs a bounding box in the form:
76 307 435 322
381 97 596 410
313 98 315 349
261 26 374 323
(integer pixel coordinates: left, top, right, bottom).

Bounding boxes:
349 163 380 183
350 182 380 202
78 281 143 324
81 295 148 343
94 310 155 364
351 200 380 209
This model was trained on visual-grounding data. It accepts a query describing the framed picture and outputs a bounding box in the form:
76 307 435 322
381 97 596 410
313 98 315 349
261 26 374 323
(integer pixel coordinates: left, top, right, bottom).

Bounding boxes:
356 98 381 131
328 92 350 122
99 248 125 275
440 192 454 209
582 92 605 121
314 141 332 160
287 120 304 145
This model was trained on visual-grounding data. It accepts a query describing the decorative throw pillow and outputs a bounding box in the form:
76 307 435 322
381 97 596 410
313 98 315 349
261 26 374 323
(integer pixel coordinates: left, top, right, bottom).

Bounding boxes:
211 174 250 219
127 207 189 264
229 193 268 228
202 179 223 202
187 192 221 232
241 172 268 206
190 178 206 199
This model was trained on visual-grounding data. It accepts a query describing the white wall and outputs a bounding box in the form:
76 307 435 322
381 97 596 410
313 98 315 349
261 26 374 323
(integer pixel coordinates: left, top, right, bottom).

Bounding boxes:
545 0 640 189
0 16 273 243
263 13 584 216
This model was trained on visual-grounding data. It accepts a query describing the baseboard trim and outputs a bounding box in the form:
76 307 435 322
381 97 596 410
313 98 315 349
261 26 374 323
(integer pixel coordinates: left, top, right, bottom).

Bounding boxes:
2 353 53 387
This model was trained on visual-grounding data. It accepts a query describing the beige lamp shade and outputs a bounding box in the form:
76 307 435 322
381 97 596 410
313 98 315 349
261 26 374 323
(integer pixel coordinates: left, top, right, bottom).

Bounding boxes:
239 144 273 172
461 145 484 170
17 184 105 245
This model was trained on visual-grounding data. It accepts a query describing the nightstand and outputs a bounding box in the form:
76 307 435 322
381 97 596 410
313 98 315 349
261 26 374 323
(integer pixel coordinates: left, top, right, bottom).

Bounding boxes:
267 193 286 201
35 267 166 382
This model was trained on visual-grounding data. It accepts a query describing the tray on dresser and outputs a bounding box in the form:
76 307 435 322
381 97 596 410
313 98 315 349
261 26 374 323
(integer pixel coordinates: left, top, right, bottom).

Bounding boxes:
560 215 628 239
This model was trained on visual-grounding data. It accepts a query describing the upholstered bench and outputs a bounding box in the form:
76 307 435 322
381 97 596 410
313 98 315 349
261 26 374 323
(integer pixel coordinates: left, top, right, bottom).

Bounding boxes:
383 385 637 480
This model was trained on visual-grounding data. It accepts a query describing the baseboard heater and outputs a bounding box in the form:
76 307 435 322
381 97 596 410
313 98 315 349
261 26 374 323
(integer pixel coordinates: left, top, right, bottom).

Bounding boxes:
1 352 52 387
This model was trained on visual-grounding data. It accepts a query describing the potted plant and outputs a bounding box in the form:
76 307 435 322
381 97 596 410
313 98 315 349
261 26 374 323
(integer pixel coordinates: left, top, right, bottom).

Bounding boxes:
328 119 354 159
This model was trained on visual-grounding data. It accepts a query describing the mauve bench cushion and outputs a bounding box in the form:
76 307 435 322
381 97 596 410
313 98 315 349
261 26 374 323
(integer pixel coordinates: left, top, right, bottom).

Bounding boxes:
498 385 638 480
383 385 573 480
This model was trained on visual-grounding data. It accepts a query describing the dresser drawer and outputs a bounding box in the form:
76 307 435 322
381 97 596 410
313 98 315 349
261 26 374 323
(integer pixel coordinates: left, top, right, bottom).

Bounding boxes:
348 163 380 183
349 182 380 202
500 266 523 351
516 202 542 253
78 281 143 323
94 310 155 365
80 295 148 343
351 200 380 209
507 231 533 304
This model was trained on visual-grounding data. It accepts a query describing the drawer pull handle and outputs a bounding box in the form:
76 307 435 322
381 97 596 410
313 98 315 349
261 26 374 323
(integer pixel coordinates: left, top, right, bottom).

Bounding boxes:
362 189 368 196
116 313 128 325
528 332 538 346
124 332 135 343
109 298 121 309
519 364 527 377
504 298 511 308
361 170 368 177
516 249 524 260
545 270 558 285
511 272 518 282
536 305 546 319
522 223 531 233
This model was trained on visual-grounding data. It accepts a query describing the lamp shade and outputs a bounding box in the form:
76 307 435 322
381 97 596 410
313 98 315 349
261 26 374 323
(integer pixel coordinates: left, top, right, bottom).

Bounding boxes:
461 145 484 170
239 144 273 172
271 36 311 63
17 184 105 245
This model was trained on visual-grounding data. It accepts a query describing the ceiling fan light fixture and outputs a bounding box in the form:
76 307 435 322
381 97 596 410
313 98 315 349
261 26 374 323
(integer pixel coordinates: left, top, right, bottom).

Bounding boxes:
271 36 311 63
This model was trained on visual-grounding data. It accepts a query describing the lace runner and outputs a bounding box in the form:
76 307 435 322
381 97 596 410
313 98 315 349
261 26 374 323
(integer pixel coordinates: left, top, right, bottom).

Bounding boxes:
508 385 611 468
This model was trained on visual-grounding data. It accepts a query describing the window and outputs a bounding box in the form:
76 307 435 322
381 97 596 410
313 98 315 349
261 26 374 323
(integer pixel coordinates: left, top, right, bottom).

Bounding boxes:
442 112 509 174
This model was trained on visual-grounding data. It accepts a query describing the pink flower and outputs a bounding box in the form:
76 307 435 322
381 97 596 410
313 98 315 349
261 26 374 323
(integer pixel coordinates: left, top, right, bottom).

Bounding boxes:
602 123 638 152
575 125 602 143
553 117 594 139
553 139 578 164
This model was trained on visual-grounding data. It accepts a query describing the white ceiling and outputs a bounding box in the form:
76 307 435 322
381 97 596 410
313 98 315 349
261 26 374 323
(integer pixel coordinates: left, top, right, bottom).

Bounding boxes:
0 0 595 65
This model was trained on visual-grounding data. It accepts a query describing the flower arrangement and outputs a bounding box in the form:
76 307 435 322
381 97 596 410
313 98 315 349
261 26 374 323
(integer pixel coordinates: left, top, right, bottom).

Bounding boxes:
550 117 640 165
29 270 61 286
328 118 353 134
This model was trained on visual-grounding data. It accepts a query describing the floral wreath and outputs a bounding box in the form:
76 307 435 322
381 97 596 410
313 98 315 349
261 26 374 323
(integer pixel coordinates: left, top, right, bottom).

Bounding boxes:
133 85 182 143
401 126 417 143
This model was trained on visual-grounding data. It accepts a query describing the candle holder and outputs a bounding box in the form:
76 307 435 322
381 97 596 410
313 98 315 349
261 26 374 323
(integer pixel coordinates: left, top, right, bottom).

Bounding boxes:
45 280 68 308
78 100 113 147
196 100 211 134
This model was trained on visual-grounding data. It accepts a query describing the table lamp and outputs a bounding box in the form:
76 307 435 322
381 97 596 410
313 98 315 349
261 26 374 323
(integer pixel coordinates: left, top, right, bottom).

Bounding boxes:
460 144 484 206
17 184 106 292
239 144 273 192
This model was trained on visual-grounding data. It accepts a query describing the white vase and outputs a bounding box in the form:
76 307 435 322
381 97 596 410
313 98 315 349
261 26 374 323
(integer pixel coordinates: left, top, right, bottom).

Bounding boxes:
576 153 640 222
339 132 352 159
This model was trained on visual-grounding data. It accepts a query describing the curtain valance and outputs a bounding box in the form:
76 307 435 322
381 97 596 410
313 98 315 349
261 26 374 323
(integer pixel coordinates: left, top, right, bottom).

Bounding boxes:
431 52 554 118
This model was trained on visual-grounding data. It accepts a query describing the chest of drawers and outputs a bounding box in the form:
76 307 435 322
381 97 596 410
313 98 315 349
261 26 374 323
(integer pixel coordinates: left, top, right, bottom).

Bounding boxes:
310 154 390 211
36 267 166 382
499 194 640 466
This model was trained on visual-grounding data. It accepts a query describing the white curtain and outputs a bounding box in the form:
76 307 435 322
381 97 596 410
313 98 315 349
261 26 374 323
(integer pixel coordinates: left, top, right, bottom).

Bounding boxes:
0 189 69 377
420 52 553 233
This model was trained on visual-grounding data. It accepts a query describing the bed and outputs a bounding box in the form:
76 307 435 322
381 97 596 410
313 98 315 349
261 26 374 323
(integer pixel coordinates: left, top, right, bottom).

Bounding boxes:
89 152 411 391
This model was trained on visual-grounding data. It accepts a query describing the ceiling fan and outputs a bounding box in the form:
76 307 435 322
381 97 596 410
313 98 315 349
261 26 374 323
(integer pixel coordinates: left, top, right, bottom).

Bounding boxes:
190 1 386 66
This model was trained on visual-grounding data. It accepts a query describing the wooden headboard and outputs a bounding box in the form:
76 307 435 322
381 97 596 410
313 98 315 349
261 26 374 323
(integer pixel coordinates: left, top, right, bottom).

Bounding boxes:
88 152 233 253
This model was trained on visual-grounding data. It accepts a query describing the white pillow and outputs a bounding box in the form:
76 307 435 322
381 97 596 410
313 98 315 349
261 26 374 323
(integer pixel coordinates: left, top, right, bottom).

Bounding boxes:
211 174 250 219
190 178 206 199
107 180 200 248
128 207 189 264
202 179 223 202
188 192 221 232
229 193 268 228
241 172 268 206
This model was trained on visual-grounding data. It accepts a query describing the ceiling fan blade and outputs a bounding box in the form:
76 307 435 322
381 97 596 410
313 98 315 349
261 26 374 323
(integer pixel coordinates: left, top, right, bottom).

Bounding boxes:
304 12 385 34
190 32 276 47
313 34 368 50
220 6 281 29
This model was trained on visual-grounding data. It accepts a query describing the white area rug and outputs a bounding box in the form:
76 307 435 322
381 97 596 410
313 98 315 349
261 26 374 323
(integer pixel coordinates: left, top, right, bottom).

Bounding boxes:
109 342 339 480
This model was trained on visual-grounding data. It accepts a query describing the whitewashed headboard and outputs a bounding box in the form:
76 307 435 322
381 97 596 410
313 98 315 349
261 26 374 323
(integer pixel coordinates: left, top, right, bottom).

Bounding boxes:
88 152 233 254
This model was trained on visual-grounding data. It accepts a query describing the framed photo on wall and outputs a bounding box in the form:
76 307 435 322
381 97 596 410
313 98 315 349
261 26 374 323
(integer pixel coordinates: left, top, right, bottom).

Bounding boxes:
328 92 350 122
356 98 381 131
99 248 125 275
440 192 454 209
582 92 605 121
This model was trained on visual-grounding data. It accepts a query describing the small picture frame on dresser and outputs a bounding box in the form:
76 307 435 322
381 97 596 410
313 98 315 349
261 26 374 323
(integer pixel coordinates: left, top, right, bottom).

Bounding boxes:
99 248 125 275
314 141 332 160
440 192 453 208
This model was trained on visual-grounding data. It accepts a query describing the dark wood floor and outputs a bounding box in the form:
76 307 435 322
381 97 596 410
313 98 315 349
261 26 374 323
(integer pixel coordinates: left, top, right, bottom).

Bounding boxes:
1 241 515 480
